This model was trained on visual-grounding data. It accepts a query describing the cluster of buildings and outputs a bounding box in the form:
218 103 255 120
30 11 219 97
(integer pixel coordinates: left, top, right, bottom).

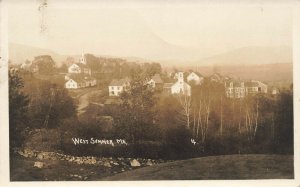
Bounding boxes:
64 54 97 89
18 54 273 98
107 70 272 99
108 71 204 97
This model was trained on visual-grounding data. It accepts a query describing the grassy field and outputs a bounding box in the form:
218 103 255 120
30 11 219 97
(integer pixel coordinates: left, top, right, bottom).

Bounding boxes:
101 154 293 180
10 154 293 181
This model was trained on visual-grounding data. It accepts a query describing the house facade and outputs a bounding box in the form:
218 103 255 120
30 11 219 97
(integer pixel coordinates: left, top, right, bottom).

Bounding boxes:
225 80 268 98
108 78 130 96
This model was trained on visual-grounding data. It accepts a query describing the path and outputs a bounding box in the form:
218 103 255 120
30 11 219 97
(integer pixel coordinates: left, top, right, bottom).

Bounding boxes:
77 89 102 115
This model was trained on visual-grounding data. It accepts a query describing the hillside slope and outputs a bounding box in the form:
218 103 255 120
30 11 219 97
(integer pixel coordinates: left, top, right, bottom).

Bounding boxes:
8 43 68 66
195 46 292 66
101 154 293 180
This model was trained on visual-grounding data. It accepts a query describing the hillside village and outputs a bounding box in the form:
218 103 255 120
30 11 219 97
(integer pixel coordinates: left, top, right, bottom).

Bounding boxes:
14 53 277 101
7 1 295 181
9 52 293 181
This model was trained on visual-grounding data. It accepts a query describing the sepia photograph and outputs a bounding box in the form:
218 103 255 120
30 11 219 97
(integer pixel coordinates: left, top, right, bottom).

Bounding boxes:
1 0 300 185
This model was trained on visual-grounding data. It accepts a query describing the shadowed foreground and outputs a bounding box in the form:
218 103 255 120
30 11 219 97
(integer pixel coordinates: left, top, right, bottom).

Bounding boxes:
101 154 293 180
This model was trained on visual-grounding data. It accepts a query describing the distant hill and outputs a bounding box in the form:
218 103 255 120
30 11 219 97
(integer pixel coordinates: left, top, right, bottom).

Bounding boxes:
195 46 292 66
8 43 293 83
8 43 68 66
8 43 156 66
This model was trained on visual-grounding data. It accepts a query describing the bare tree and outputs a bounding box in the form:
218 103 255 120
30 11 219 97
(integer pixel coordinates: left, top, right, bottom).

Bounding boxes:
193 93 211 144
220 95 223 136
177 94 192 129
244 97 259 141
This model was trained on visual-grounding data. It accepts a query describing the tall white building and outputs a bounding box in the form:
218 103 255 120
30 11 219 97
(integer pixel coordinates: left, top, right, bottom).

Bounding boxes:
171 72 191 96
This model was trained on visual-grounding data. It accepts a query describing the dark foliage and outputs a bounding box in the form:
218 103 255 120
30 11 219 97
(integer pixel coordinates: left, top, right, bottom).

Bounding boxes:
9 72 29 148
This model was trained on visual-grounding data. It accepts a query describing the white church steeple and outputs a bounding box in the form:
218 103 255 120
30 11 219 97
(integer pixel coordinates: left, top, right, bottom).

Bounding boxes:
80 52 86 65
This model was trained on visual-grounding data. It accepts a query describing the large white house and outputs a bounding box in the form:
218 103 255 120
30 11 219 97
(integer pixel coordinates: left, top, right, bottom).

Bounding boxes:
108 78 130 96
187 72 203 85
225 80 267 98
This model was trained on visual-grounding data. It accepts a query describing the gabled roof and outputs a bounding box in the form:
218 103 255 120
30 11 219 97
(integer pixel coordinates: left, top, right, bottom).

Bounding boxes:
70 63 90 69
109 78 130 86
68 74 95 83
210 73 222 79
225 80 244 87
188 71 203 78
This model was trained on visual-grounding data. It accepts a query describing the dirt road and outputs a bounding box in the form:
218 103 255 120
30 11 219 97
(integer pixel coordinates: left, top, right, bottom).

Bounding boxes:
77 89 102 115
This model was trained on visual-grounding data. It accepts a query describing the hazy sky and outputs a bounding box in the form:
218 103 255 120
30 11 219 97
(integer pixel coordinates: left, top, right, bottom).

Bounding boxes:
7 0 293 62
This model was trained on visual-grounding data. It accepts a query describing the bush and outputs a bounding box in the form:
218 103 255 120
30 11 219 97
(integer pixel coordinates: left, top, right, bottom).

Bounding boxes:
24 129 61 152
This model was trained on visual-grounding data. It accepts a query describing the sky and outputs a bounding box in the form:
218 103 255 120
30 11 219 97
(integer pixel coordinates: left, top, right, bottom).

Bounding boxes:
6 0 294 62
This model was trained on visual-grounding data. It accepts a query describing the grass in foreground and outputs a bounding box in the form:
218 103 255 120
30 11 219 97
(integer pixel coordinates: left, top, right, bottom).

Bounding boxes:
10 154 293 181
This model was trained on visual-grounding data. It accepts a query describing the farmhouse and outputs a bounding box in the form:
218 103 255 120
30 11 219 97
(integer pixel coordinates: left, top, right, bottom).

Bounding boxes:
225 80 268 98
108 78 130 96
225 81 246 98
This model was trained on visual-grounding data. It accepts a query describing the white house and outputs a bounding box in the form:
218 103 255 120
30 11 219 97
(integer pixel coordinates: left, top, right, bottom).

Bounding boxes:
225 80 268 98
108 78 130 96
245 80 268 94
187 72 203 85
68 63 91 75
225 81 246 98
65 74 96 89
